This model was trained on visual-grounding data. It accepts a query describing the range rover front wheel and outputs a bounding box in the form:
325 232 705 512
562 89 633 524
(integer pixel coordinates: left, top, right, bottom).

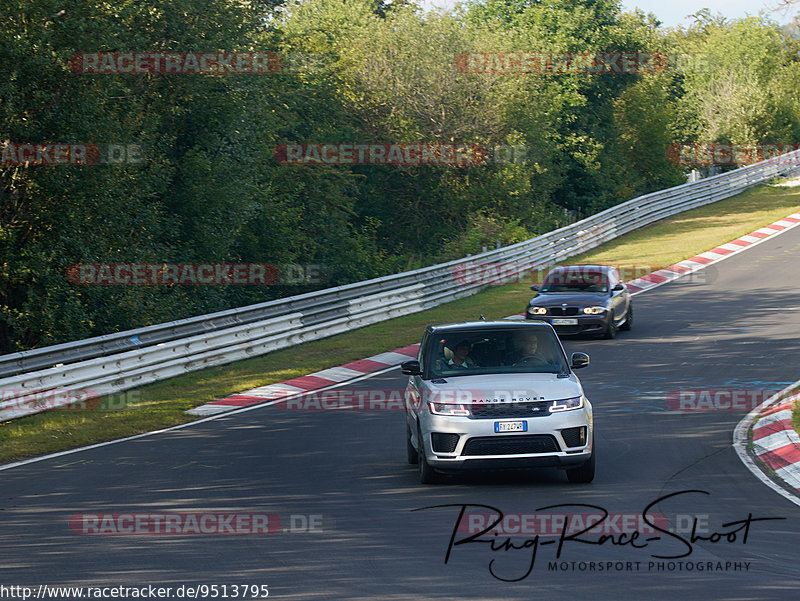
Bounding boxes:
565 446 595 483
406 423 418 465
417 425 443 484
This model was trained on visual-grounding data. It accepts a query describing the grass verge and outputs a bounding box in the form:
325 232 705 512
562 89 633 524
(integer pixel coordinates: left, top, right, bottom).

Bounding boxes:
2 180 800 464
793 401 800 438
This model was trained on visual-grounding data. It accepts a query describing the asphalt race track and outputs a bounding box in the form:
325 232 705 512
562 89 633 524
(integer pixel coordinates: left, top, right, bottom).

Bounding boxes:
3 224 800 600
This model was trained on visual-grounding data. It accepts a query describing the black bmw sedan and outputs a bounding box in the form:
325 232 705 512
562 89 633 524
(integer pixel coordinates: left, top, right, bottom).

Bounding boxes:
524 264 632 338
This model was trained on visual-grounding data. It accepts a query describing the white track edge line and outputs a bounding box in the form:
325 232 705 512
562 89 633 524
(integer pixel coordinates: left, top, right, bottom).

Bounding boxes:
0 364 400 472
628 215 800 297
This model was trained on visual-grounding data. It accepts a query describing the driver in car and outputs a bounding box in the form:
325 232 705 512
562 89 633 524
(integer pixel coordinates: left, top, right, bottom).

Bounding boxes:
507 333 545 366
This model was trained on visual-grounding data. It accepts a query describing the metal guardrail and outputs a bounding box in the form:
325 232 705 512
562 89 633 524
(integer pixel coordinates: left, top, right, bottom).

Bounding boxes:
2 151 799 421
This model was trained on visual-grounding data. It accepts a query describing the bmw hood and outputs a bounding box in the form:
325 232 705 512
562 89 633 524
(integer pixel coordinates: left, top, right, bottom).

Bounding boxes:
425 373 583 404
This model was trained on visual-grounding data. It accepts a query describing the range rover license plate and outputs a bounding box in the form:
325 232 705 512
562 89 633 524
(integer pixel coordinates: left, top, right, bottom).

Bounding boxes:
495 421 527 433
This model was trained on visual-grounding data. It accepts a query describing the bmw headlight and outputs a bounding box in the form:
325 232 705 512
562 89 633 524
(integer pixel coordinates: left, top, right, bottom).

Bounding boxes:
549 396 584 412
428 402 471 416
582 306 605 315
529 306 547 315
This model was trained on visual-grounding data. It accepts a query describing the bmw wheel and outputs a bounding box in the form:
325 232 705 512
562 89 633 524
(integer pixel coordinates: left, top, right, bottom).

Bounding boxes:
602 316 616 339
620 304 633 331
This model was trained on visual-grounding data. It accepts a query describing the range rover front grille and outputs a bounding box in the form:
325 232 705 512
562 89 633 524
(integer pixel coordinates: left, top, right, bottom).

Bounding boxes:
470 401 551 419
462 434 560 456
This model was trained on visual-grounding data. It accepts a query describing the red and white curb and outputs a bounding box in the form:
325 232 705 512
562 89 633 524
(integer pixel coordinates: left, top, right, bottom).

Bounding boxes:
751 394 800 490
187 345 420 416
623 212 800 295
188 209 800 419
735 384 800 507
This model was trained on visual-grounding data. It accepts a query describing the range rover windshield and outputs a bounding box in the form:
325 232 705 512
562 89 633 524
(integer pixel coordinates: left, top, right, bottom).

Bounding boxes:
427 328 569 377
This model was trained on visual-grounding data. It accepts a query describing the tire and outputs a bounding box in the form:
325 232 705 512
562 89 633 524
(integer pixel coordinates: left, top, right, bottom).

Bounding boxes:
620 304 633 331
406 423 418 465
417 425 443 484
602 316 617 339
566 446 596 483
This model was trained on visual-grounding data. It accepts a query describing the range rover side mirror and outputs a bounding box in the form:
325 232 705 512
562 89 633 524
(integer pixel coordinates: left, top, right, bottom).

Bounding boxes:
530 285 539 292
401 359 422 376
612 283 625 292
570 352 590 369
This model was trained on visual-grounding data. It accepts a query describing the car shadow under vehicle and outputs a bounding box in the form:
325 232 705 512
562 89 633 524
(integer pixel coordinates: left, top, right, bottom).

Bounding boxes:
406 466 573 486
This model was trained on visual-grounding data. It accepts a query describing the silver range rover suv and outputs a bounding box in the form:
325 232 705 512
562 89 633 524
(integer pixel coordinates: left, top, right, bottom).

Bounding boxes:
402 320 594 484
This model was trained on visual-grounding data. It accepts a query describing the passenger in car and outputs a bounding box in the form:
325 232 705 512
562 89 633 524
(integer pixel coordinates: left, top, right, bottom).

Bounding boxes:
447 340 478 368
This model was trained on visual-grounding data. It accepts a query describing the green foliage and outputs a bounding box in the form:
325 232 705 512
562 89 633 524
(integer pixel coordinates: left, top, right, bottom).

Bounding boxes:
670 14 800 147
439 211 535 259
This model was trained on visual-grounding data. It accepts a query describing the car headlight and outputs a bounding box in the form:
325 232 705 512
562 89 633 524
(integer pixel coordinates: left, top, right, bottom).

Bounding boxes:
528 306 547 315
549 396 584 412
582 306 605 315
428 402 471 416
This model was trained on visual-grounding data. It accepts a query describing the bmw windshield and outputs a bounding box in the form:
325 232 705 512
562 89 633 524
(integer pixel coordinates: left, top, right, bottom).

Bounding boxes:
540 267 608 293
426 327 569 377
